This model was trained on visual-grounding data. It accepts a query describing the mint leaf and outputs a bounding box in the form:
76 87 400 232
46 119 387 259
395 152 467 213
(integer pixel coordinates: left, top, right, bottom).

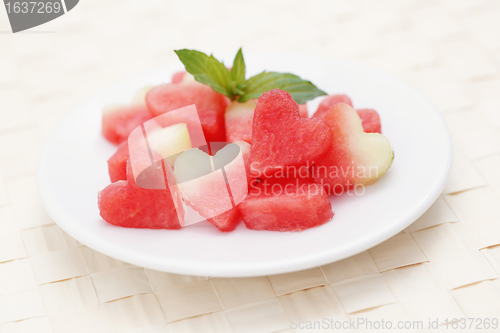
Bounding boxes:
231 48 246 84
239 71 326 104
174 49 231 97
230 48 246 97
175 48 327 104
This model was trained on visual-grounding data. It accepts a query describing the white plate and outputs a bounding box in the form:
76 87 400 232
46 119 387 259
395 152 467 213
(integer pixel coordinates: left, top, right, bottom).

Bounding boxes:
37 53 452 277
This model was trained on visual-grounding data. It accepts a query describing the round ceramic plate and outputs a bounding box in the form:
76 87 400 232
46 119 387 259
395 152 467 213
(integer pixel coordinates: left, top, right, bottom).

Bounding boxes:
37 53 452 277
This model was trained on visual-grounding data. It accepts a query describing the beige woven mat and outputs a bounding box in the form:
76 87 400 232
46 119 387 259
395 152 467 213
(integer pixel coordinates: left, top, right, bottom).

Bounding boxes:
1 0 500 332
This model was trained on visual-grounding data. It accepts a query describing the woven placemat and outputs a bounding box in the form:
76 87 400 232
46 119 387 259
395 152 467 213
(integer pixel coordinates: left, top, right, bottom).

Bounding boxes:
1 0 500 332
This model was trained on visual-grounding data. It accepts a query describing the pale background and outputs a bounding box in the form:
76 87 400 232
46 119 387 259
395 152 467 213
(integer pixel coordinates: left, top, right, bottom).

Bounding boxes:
1 0 500 332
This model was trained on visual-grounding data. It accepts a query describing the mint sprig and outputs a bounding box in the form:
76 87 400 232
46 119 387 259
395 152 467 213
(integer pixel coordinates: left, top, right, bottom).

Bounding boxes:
174 48 326 104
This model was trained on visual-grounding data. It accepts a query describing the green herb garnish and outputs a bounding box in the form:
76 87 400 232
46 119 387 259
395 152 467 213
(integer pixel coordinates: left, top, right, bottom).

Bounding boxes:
174 48 326 104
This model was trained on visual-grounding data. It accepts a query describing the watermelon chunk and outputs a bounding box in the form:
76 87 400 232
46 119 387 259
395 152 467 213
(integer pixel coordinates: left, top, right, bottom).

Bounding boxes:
98 150 184 229
108 122 191 185
298 104 308 118
206 209 240 232
102 104 152 145
250 89 332 178
313 103 393 194
142 123 192 166
357 108 381 134
312 94 353 120
313 95 382 134
98 181 179 229
126 148 165 188
171 71 187 84
225 100 309 144
238 177 333 231
225 100 256 143
236 140 252 181
174 141 250 231
146 78 228 142
107 141 129 183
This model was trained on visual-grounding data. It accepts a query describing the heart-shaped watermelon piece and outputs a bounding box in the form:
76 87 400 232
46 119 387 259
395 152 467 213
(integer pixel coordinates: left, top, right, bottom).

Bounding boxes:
146 76 229 142
102 104 152 145
313 103 393 194
225 99 309 144
98 149 184 229
250 89 332 178
174 141 250 231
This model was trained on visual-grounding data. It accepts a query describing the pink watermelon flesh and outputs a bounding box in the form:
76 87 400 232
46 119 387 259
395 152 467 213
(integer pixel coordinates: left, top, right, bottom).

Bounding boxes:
107 141 129 183
175 142 250 232
171 71 187 84
298 104 308 118
312 103 392 194
149 105 207 149
99 149 183 229
226 111 253 143
313 103 357 193
102 105 152 145
126 149 164 187
128 150 185 216
207 141 251 184
146 83 228 142
250 89 332 178
238 177 333 231
225 101 255 144
225 102 309 144
208 208 240 232
312 94 353 120
237 141 252 183
98 180 182 229
178 166 237 231
313 95 382 134
357 108 381 134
